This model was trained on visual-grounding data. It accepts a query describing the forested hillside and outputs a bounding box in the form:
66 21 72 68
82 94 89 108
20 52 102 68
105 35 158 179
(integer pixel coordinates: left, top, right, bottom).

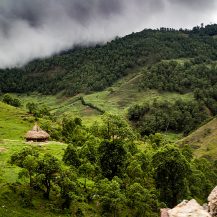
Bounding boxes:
1 109 217 217
1 24 217 95
1 24 217 217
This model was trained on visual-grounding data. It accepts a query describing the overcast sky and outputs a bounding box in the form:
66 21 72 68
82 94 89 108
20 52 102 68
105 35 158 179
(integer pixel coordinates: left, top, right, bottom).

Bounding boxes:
0 0 217 68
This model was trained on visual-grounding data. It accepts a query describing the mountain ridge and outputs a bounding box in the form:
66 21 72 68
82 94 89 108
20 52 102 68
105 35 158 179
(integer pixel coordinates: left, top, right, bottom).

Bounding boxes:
1 24 217 96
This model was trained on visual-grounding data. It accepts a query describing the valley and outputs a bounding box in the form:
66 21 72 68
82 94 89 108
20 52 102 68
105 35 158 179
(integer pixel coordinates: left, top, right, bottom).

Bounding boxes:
1 25 217 216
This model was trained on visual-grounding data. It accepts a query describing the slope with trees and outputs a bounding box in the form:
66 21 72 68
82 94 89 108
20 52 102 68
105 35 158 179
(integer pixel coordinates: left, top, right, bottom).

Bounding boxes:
1 24 217 96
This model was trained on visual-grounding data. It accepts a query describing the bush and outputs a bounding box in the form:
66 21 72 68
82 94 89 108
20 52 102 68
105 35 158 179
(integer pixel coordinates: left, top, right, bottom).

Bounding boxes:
2 93 22 107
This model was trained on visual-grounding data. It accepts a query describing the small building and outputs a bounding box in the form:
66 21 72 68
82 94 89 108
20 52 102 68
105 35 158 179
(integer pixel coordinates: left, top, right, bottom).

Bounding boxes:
25 124 50 142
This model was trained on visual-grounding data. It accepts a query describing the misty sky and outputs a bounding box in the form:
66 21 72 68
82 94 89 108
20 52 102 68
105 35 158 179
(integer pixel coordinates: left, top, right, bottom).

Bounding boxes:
0 0 217 68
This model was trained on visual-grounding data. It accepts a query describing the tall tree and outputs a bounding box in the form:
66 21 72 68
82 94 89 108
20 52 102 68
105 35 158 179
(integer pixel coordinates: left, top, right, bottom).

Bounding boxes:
152 145 190 207
10 147 39 188
37 154 60 199
98 140 127 180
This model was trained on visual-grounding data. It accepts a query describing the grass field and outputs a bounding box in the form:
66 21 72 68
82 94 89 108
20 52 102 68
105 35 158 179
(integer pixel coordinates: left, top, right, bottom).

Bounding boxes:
179 117 217 160
0 140 68 217
0 140 67 183
0 102 32 140
14 69 194 126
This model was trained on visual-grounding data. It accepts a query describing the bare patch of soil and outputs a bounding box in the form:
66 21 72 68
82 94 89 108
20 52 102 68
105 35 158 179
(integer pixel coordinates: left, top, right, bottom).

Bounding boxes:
0 147 7 153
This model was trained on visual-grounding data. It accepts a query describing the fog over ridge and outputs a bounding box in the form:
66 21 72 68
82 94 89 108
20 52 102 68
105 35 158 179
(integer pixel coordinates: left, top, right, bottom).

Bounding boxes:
0 0 216 68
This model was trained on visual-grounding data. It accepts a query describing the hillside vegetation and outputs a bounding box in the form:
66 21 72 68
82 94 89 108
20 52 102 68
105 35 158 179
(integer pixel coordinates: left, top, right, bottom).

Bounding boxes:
0 102 31 140
179 118 217 160
1 24 217 217
1 25 217 138
1 24 217 96
0 104 217 217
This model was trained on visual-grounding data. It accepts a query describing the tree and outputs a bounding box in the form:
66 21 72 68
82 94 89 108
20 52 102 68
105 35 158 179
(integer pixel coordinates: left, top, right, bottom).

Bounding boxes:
3 93 14 105
101 113 135 141
79 137 99 163
26 102 38 114
63 144 81 168
37 154 60 199
152 145 190 207
96 178 126 217
62 117 87 145
10 147 39 188
126 183 156 216
2 93 21 107
98 140 127 180
79 162 95 189
189 158 217 202
57 168 79 209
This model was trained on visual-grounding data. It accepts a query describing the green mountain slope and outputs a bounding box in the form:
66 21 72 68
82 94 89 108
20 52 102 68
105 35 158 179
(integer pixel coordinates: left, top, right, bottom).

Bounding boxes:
1 25 217 217
14 67 193 125
1 24 217 96
179 118 217 160
0 102 32 140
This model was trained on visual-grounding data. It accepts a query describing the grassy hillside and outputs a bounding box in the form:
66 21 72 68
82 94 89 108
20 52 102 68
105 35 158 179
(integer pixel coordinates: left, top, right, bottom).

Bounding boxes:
14 67 193 126
0 102 32 140
0 140 68 217
0 101 67 182
1 25 217 217
0 102 69 217
179 118 217 160
84 70 193 113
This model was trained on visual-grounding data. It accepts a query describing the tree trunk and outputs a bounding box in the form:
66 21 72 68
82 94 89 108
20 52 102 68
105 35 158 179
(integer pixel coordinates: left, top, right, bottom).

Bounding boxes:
45 179 51 199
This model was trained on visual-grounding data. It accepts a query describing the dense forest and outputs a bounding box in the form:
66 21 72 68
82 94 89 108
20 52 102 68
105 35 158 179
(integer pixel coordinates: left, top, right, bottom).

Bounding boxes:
7 115 217 216
1 24 217 96
128 99 209 136
128 59 217 135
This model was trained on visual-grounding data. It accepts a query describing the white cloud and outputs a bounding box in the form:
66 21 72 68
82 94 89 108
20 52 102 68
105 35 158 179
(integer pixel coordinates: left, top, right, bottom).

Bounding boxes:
0 0 216 68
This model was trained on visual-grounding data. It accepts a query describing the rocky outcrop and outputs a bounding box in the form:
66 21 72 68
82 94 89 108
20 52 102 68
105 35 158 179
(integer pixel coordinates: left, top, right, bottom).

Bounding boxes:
168 199 211 217
208 186 217 216
160 208 169 217
161 200 211 217
160 186 217 217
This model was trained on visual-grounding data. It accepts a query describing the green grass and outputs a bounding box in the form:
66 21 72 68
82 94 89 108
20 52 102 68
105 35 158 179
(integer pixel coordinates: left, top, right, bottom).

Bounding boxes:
0 183 68 217
0 139 68 217
0 140 67 184
14 93 103 125
163 132 183 143
13 67 193 127
83 70 193 121
0 102 32 140
178 118 217 160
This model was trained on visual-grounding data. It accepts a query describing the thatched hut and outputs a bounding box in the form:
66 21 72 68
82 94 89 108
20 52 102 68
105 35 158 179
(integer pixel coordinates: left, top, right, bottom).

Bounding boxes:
25 124 50 142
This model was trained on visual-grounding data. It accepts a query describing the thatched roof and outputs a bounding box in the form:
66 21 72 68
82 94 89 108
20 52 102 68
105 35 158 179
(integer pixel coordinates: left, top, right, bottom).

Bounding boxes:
25 124 50 140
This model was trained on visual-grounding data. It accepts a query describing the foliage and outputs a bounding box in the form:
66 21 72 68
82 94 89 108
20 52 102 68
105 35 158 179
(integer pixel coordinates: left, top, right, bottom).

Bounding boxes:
36 154 60 199
128 99 208 135
140 60 217 116
152 145 191 207
7 116 217 216
63 144 81 168
26 102 52 119
57 168 79 209
96 178 127 217
10 147 39 188
62 117 88 145
101 113 135 141
98 140 127 180
1 25 217 96
2 93 22 107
